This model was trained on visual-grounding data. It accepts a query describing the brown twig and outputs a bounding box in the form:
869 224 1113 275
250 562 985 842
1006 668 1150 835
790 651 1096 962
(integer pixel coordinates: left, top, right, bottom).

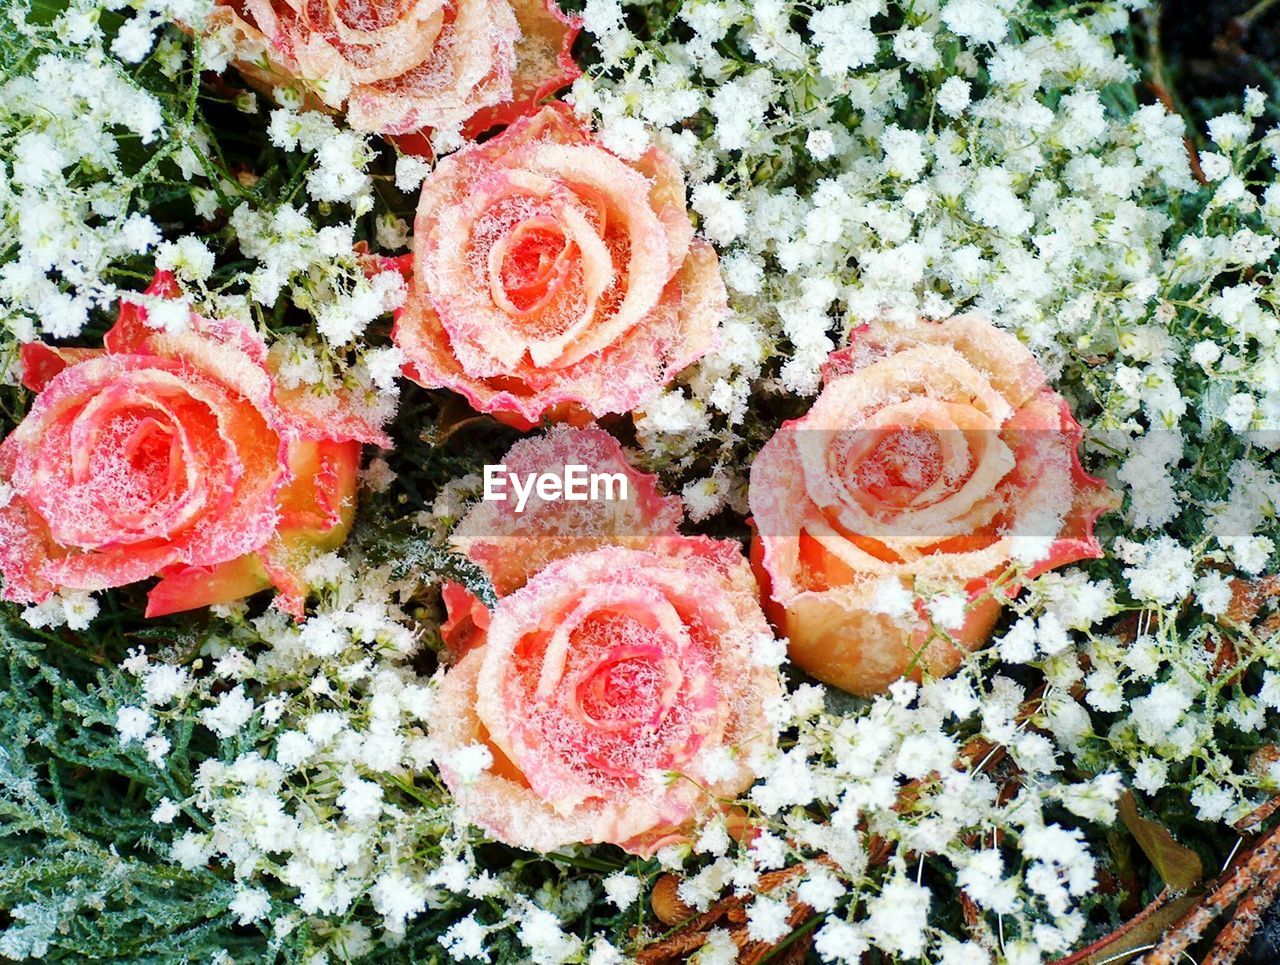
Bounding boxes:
1051 889 1175 965
1202 863 1280 965
1140 821 1280 965
1234 793 1280 833
1141 7 1208 186
959 889 999 952
1225 575 1280 627
737 902 815 965
637 865 815 964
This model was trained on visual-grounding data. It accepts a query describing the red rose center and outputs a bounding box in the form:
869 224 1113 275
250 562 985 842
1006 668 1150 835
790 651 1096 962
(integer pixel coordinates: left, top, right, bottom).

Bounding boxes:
850 427 943 508
575 642 683 734
327 0 410 32
82 407 187 518
123 416 180 488
495 217 574 313
519 608 707 782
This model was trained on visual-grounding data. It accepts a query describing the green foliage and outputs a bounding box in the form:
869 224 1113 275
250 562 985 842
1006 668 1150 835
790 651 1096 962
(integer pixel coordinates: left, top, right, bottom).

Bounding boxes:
0 620 249 962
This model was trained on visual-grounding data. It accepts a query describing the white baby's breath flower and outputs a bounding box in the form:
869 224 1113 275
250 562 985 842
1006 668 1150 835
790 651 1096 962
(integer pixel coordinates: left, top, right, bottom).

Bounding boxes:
602 872 641 909
116 706 154 746
200 686 255 739
750 632 788 668
230 888 272 925
446 742 493 784
937 76 972 116
336 776 384 823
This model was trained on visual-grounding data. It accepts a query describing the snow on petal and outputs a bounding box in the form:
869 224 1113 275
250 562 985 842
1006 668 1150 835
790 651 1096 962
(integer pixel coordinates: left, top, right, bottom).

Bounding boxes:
748 315 1115 696
395 104 726 429
451 425 684 595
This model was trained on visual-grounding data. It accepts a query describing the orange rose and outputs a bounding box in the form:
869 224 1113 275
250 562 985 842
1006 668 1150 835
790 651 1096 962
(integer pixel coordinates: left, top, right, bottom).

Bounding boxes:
748 316 1113 696
435 541 780 854
432 426 781 854
207 0 580 137
0 272 389 618
394 104 725 430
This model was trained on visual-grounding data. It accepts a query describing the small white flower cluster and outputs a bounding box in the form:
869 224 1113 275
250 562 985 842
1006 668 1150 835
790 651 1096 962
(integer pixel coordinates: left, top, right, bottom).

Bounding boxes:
1 9 406 441
651 663 1125 962
117 548 467 953
0 2 183 350
20 589 100 632
208 101 408 419
581 0 1188 467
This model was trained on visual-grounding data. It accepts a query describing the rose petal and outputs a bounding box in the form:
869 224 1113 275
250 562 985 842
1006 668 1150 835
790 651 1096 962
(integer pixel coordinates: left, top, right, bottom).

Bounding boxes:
451 424 684 595
19 343 104 393
0 494 59 604
104 270 184 355
461 0 582 138
441 580 491 655
146 553 271 618
749 315 1114 696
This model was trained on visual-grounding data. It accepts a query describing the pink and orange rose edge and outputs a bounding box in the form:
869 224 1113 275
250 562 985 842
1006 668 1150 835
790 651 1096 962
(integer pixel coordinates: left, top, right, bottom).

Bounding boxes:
0 0 1111 856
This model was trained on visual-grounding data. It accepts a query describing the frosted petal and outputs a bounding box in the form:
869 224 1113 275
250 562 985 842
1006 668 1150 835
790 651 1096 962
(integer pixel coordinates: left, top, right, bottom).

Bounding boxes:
396 107 725 427
749 314 1113 696
452 424 683 594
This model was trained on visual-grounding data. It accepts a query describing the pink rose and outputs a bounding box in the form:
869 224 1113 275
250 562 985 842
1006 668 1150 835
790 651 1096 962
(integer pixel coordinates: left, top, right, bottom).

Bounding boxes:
435 542 779 854
394 104 726 430
208 0 580 137
450 423 684 598
432 427 781 853
749 316 1114 695
0 272 389 618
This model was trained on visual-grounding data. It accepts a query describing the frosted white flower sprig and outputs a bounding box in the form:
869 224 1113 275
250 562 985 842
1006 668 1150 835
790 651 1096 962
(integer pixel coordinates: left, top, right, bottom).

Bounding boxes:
0 0 235 351
618 654 1128 964
111 551 456 946
578 0 1201 496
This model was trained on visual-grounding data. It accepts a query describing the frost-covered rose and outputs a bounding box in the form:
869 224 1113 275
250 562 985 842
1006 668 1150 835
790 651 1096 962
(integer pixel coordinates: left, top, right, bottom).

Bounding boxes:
0 272 389 618
433 426 780 853
395 104 725 430
450 424 684 597
438 424 684 653
749 316 1113 696
207 0 580 136
434 542 780 854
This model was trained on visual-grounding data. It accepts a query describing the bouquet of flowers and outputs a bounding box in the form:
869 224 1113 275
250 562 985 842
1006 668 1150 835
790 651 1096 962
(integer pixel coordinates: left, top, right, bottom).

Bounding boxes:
2 0 1280 961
